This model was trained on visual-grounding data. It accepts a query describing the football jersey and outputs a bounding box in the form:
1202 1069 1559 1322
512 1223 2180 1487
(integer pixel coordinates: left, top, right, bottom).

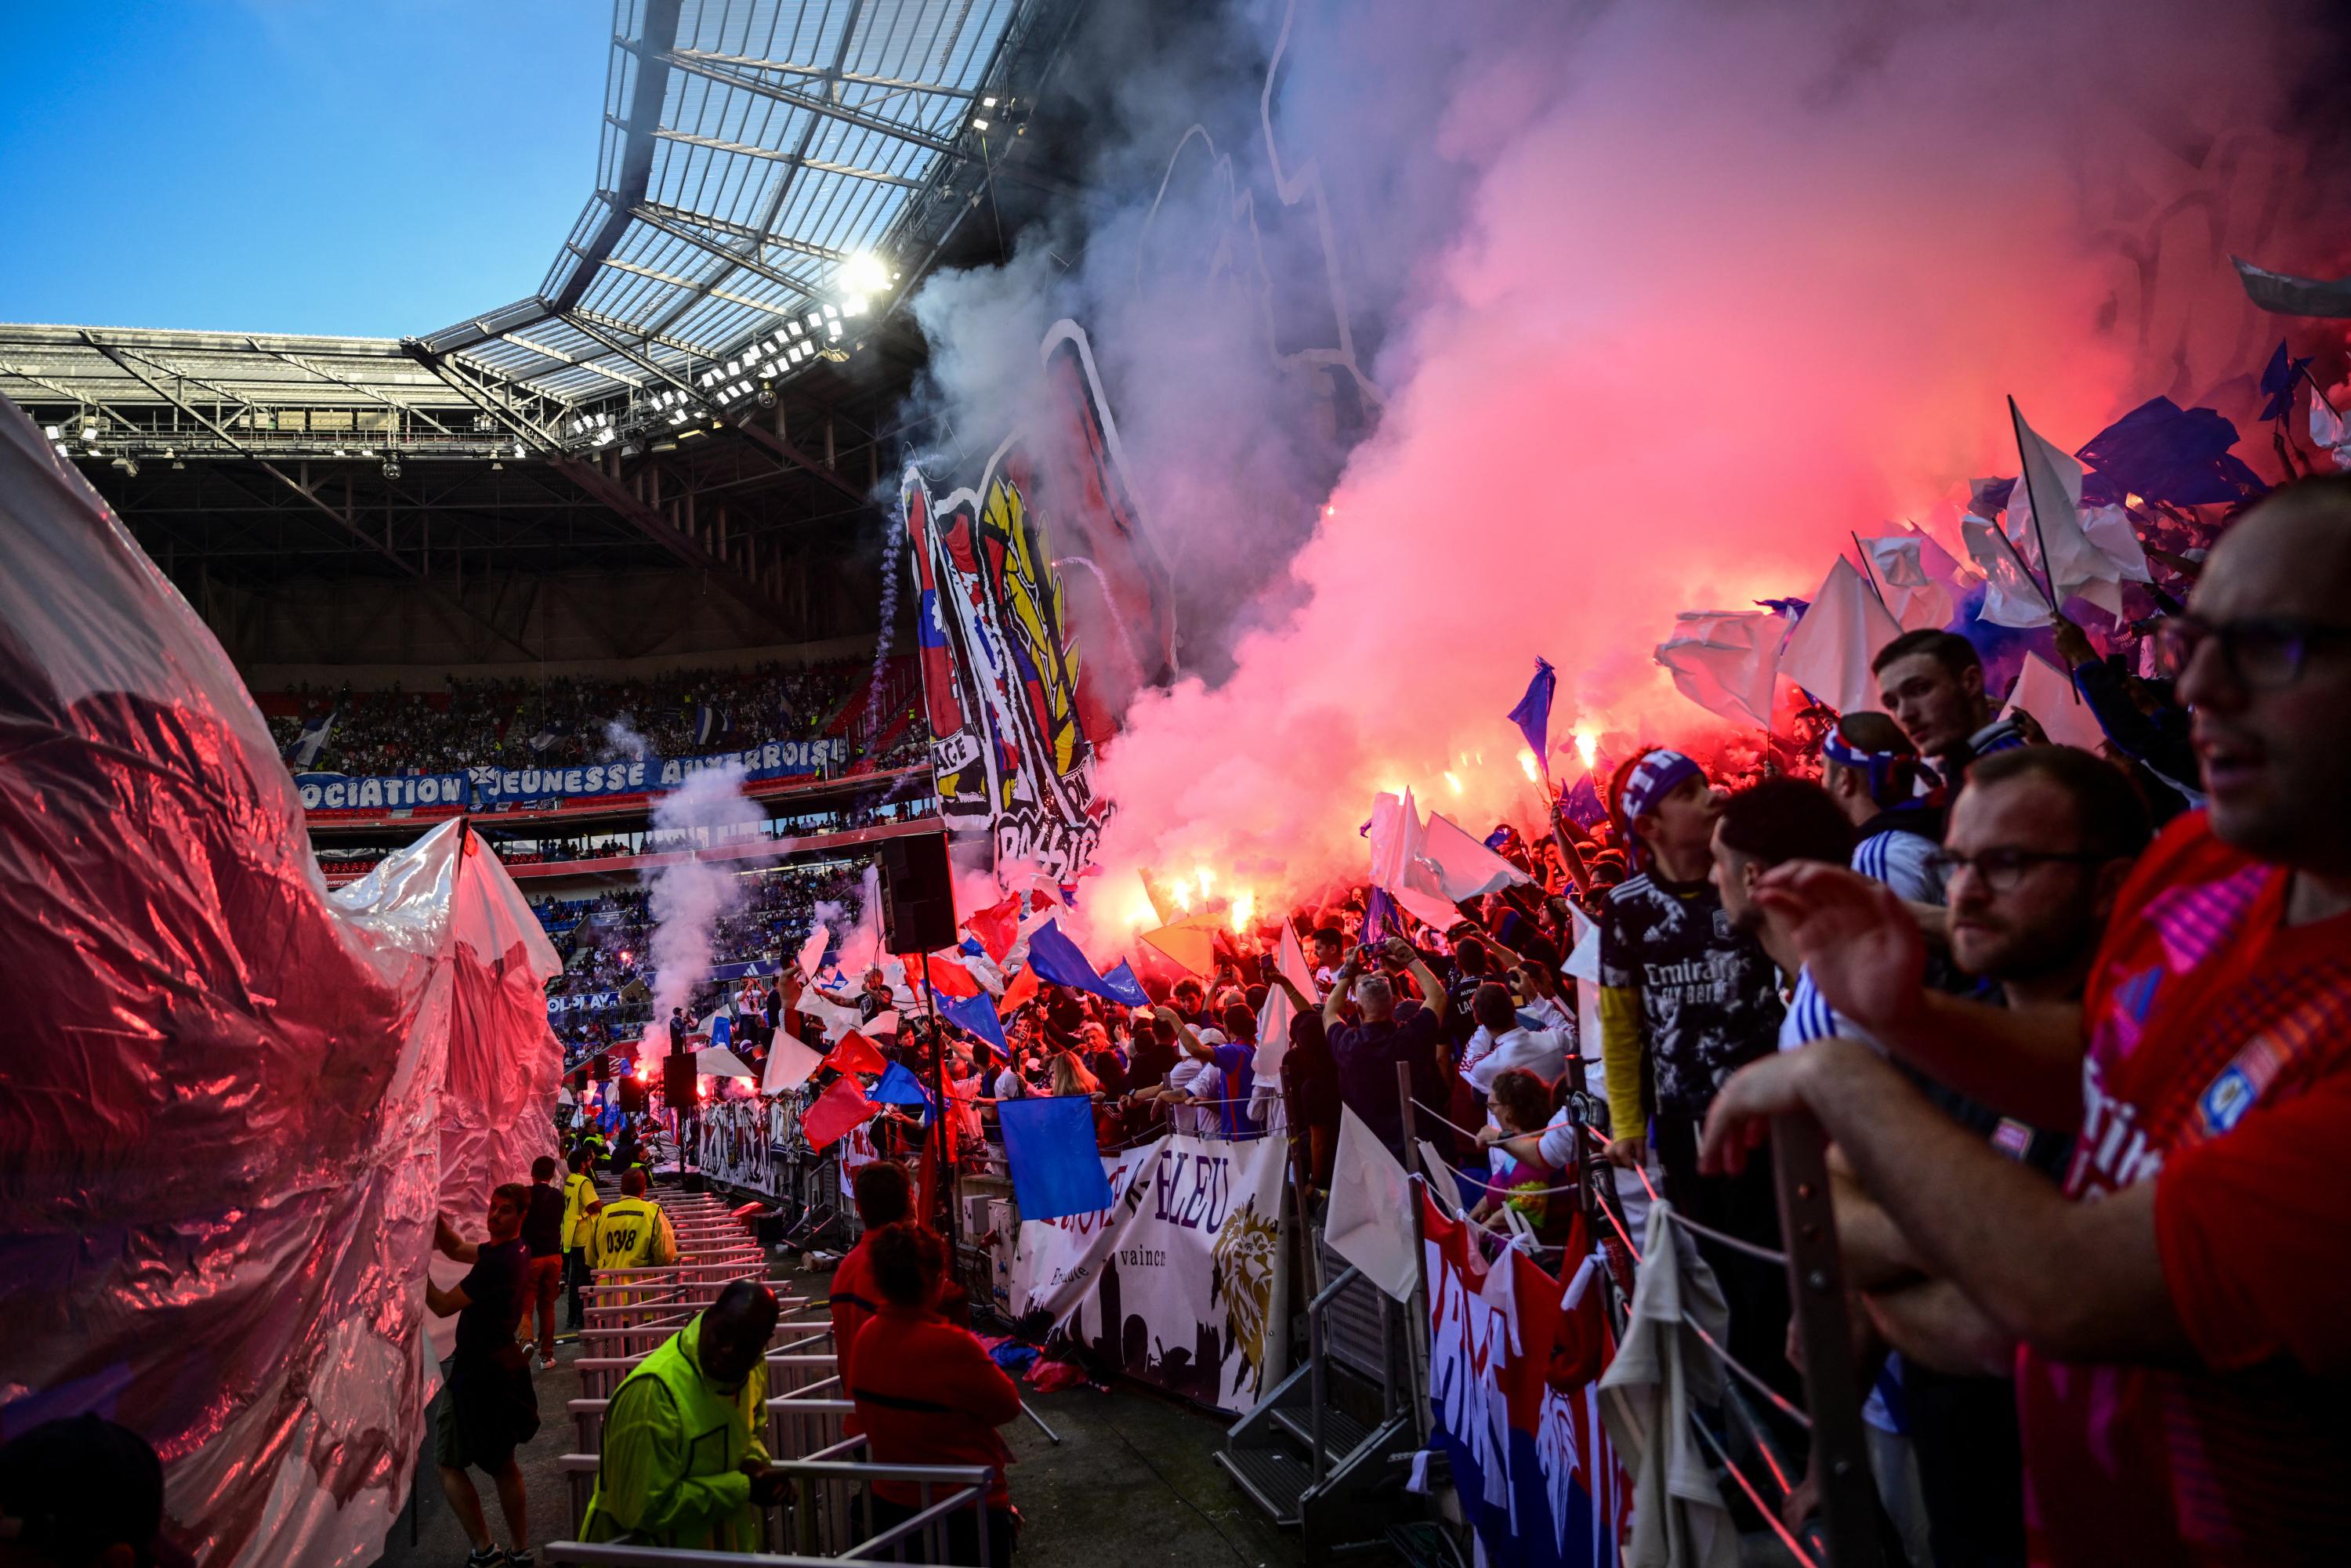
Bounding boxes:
1597 872 1784 1117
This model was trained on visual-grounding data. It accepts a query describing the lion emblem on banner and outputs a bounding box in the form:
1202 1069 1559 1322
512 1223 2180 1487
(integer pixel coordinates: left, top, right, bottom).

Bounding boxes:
1211 1199 1280 1396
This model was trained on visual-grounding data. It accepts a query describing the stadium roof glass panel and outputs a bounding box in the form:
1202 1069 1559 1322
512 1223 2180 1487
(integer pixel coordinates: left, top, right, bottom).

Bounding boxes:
419 0 1023 403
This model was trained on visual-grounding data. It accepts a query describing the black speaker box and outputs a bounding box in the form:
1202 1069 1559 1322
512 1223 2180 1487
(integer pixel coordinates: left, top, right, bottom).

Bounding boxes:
617 1075 648 1114
589 1051 612 1083
878 832 957 954
663 1051 697 1106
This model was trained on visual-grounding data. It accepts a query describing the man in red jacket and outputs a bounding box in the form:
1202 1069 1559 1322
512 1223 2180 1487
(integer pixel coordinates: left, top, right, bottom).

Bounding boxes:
1700 477 2351 1563
828 1159 911 1398
849 1222 1022 1565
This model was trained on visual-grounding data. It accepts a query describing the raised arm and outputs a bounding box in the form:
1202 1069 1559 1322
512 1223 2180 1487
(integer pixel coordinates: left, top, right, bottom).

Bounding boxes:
1322 954 1362 1029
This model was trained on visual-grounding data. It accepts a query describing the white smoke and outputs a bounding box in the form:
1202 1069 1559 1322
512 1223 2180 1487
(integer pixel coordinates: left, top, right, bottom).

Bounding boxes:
639 761 768 1059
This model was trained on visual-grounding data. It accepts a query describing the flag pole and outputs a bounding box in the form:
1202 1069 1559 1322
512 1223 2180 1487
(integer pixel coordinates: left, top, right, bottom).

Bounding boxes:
2006 396 2065 612
2301 359 2342 421
1849 531 1893 614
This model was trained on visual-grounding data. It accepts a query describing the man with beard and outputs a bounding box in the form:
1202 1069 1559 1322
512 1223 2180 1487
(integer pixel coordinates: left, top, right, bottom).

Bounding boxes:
1715 759 2143 1564
1703 479 2351 1564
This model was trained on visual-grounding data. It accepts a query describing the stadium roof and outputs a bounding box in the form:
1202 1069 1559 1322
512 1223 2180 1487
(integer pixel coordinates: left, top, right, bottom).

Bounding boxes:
0 0 1086 666
0 0 1051 462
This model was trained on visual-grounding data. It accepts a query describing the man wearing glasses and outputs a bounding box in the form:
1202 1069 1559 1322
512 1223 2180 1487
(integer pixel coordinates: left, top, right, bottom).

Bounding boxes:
1700 476 2351 1564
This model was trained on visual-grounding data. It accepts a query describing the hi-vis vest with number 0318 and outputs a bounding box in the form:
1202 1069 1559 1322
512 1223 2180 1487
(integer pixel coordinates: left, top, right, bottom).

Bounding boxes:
590 1196 675 1271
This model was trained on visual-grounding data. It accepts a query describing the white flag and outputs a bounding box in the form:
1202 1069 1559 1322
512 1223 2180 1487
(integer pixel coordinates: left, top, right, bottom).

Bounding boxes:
1326 1108 1422 1302
1367 788 1465 932
1654 610 1780 730
1862 534 1958 632
761 1030 824 1094
2006 400 2154 619
1776 556 1902 714
1962 512 2056 628
1998 653 2106 752
2313 393 2351 469
1252 922 1317 1079
1418 811 1532 903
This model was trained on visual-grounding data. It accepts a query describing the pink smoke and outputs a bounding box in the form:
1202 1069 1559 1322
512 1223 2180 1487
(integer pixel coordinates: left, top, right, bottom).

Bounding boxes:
1077 0 2346 929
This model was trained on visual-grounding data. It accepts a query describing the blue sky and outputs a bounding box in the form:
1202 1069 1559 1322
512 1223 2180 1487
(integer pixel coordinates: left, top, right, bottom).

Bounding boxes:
0 2 610 337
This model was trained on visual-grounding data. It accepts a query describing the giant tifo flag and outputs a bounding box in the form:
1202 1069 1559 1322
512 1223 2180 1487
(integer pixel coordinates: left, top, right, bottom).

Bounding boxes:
895 323 1172 883
0 398 560 1568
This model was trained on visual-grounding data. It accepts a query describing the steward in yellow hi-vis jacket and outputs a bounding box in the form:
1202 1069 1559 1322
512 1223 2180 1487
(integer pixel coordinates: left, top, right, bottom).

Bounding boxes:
589 1169 678 1272
581 1285 784 1549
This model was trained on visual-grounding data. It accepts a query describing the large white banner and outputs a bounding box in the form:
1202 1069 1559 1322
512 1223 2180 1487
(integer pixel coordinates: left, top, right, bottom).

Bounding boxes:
695 1099 780 1197
1009 1133 1291 1413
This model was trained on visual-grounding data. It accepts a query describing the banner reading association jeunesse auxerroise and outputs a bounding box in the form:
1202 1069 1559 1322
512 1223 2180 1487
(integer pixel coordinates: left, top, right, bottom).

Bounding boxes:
295 736 851 811
1009 1132 1290 1414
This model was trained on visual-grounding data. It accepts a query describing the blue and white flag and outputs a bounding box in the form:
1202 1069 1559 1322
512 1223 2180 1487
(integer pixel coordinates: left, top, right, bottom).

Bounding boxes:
693 704 729 745
288 709 335 769
527 729 560 755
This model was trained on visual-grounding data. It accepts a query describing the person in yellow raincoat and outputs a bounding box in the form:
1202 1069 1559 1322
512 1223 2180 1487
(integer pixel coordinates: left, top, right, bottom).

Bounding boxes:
581 1281 783 1548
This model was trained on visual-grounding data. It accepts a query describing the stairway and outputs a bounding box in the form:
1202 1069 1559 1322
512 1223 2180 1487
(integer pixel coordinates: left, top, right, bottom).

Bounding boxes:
1215 1235 1423 1563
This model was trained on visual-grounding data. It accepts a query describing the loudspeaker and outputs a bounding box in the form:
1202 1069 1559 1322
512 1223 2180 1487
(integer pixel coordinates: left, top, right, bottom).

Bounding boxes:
878 832 957 954
618 1075 648 1114
663 1051 697 1106
589 1052 612 1084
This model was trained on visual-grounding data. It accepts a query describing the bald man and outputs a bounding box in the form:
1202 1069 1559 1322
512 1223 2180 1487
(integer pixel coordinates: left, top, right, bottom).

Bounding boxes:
581 1280 784 1549
1699 477 2351 1564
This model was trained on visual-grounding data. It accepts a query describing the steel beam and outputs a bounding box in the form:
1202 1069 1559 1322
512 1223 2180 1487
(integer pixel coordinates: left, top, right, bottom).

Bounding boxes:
646 129 921 187
552 0 685 314
661 50 970 160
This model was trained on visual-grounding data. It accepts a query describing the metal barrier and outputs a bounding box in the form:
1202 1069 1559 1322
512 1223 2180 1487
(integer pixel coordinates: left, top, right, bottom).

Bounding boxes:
545 1453 993 1566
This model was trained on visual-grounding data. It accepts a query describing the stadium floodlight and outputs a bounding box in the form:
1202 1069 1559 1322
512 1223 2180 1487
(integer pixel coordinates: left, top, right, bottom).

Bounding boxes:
43 425 59 440
806 311 823 328
839 252 890 296
971 117 991 131
842 295 868 317
788 320 804 338
823 304 839 320
982 96 998 108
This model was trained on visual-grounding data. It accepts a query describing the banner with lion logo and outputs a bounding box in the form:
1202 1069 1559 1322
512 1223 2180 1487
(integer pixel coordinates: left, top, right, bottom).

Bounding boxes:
1008 1132 1291 1413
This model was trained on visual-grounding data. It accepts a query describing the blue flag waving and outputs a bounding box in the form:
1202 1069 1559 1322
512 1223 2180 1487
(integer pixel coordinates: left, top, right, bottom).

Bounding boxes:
998 1096 1114 1222
1506 658 1556 774
936 988 1008 1060
869 1060 933 1110
2259 339 2312 423
1023 920 1148 1005
1098 959 1150 1006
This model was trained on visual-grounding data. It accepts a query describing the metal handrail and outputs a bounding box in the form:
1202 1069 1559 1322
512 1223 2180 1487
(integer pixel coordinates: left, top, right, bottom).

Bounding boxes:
1304 1262 1363 1489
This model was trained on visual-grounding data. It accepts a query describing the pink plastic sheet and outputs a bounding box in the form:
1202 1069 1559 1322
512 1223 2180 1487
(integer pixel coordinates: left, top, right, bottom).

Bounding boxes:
0 395 561 1565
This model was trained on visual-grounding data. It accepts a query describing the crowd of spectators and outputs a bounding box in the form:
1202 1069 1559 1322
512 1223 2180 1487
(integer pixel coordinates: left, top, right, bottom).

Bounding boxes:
538 859 874 1064
266 660 881 777
651 476 2351 1566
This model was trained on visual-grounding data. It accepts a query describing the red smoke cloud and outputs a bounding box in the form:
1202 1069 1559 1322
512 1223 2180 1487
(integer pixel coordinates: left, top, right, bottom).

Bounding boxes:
1079 0 2343 925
